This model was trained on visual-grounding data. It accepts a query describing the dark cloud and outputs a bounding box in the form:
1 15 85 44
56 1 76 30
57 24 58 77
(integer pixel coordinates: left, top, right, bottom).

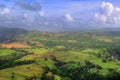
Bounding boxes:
17 0 41 11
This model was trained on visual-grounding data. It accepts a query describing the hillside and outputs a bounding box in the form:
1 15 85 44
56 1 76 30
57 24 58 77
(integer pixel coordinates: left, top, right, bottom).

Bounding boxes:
0 29 120 80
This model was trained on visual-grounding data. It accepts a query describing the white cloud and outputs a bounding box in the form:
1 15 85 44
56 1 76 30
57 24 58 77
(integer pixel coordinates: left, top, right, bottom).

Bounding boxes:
64 13 74 22
22 13 32 22
94 14 107 23
0 8 10 15
38 11 45 17
100 2 114 16
94 2 120 25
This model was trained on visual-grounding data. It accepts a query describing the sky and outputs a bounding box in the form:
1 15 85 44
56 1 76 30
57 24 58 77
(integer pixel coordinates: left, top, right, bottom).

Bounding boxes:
0 0 120 31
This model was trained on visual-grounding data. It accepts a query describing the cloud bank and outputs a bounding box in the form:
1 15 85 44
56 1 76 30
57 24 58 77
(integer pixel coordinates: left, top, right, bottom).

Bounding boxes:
94 2 120 26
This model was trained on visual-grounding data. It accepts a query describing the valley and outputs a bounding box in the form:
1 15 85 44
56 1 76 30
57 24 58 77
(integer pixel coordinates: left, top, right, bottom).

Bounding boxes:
0 28 120 80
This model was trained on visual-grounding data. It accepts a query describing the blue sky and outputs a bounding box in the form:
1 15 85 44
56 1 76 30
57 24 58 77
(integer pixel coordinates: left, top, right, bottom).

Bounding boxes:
0 0 120 31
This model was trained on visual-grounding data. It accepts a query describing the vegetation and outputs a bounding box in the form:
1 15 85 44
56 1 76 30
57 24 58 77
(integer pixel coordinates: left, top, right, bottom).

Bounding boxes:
0 29 120 80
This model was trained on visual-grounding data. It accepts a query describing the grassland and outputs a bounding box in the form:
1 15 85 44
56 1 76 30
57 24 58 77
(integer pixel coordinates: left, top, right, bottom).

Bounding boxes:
0 64 43 80
0 30 120 80
0 49 16 57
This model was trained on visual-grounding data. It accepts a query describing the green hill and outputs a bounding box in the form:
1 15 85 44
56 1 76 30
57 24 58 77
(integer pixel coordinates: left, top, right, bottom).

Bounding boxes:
0 29 120 80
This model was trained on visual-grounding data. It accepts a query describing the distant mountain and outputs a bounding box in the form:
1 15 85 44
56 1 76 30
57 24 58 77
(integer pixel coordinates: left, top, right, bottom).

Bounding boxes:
0 27 28 42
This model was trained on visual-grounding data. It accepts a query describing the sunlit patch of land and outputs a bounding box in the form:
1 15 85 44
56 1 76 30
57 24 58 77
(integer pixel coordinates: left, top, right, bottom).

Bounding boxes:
0 42 30 48
0 64 43 80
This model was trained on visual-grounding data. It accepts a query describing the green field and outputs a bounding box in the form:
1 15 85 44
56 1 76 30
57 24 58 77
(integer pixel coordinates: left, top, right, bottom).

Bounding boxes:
0 30 120 80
